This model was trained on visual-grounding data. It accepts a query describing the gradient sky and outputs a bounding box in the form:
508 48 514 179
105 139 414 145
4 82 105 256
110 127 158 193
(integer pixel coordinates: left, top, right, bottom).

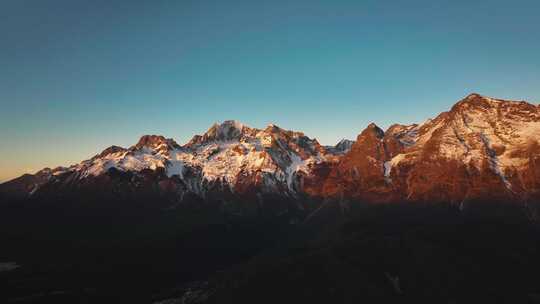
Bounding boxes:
1 0 539 182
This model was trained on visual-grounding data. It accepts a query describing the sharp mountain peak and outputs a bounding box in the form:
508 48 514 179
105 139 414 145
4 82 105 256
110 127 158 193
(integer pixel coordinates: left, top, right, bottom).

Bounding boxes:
3 94 540 205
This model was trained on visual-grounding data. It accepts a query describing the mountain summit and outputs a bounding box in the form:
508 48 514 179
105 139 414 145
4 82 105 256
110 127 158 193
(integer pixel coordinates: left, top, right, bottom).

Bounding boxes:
2 94 539 208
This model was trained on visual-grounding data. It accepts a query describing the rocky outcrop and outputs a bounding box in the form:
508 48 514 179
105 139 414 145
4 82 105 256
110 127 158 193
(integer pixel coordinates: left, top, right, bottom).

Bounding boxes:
1 120 337 207
322 93 540 204
2 94 539 207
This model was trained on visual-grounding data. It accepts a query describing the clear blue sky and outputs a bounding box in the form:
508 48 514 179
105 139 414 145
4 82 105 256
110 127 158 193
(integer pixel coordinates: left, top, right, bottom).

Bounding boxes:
1 0 539 182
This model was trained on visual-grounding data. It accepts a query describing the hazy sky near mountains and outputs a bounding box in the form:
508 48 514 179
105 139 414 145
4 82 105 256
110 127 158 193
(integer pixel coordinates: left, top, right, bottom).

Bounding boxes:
1 0 539 182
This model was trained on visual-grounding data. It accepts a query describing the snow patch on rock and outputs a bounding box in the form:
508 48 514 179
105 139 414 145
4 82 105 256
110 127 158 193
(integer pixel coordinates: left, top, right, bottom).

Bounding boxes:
383 161 392 182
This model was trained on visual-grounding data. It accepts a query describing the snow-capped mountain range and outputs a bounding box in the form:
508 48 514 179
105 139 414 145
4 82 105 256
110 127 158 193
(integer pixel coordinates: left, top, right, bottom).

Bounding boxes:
1 119 351 202
2 94 540 206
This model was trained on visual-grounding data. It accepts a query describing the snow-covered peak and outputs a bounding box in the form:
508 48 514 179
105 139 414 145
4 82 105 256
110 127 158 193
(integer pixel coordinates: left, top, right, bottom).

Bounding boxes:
133 135 180 151
387 94 540 193
186 120 255 147
95 145 128 159
385 124 420 148
35 120 339 197
386 123 418 135
450 93 529 113
325 139 355 155
212 120 246 138
6 94 540 204
263 123 309 136
335 139 354 149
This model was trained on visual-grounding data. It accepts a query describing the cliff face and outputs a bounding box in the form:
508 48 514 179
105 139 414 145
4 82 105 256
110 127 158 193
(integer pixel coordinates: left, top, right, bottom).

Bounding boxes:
322 94 540 204
2 94 540 207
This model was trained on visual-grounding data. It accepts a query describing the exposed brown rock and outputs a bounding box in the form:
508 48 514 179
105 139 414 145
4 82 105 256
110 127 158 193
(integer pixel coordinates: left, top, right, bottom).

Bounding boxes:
3 94 540 208
322 93 540 205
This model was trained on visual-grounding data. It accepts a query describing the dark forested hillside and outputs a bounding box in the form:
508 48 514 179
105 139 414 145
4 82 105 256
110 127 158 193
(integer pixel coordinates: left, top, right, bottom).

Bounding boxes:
2 195 540 303
156 203 540 304
0 196 297 303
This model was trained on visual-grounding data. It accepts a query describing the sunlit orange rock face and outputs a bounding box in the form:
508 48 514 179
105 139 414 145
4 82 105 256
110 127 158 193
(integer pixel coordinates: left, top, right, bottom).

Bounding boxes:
321 123 395 202
3 94 540 208
321 94 540 204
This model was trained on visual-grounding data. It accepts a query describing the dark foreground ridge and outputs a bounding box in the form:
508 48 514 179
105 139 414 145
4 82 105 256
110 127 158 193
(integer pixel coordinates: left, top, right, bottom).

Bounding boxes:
1 195 540 303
